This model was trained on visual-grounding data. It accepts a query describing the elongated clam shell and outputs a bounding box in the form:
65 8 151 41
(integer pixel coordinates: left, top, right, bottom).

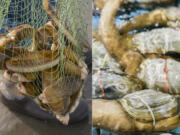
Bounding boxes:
39 76 84 125
17 82 42 97
120 90 178 122
6 48 86 77
137 58 180 95
6 50 59 72
0 48 29 69
133 28 180 54
3 70 37 82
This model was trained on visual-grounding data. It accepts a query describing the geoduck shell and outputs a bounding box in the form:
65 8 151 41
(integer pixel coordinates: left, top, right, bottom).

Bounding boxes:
133 28 180 54
92 70 143 99
137 58 180 95
119 89 178 122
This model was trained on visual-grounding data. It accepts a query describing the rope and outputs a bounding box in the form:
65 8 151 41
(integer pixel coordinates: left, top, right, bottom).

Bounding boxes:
134 95 156 126
98 54 108 98
163 59 170 93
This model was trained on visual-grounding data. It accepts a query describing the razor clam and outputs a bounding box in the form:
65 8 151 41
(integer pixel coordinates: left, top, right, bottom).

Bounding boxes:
17 82 42 97
5 48 86 76
5 47 88 125
93 90 180 133
0 47 30 69
43 0 79 49
3 70 38 83
0 24 39 52
39 74 84 125
6 50 59 73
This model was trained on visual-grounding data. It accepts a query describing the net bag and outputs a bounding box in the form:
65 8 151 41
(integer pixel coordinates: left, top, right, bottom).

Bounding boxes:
0 0 89 125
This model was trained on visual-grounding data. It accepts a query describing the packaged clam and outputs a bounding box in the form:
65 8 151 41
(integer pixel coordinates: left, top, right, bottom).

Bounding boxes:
133 28 180 54
93 70 143 99
138 58 180 96
93 90 180 133
93 38 143 99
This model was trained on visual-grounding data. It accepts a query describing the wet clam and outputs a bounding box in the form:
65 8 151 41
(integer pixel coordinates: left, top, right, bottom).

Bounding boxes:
137 58 180 97
120 90 178 125
92 70 143 99
0 70 25 100
132 28 180 54
93 90 180 133
0 0 88 125
5 48 87 125
93 35 180 97
92 38 143 99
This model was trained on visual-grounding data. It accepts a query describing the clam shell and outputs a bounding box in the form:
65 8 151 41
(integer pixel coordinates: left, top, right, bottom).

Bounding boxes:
6 47 85 75
166 7 180 22
6 50 59 72
0 48 29 69
17 82 42 97
11 72 37 82
133 28 180 54
137 58 180 95
93 70 143 99
3 70 37 82
120 90 178 122
0 72 25 100
39 76 84 124
92 39 122 74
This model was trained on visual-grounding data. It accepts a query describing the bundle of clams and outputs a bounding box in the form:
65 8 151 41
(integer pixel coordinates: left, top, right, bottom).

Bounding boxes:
93 0 180 134
0 0 88 125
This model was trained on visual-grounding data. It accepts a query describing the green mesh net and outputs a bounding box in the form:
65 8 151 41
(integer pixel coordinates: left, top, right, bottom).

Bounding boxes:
0 0 89 125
